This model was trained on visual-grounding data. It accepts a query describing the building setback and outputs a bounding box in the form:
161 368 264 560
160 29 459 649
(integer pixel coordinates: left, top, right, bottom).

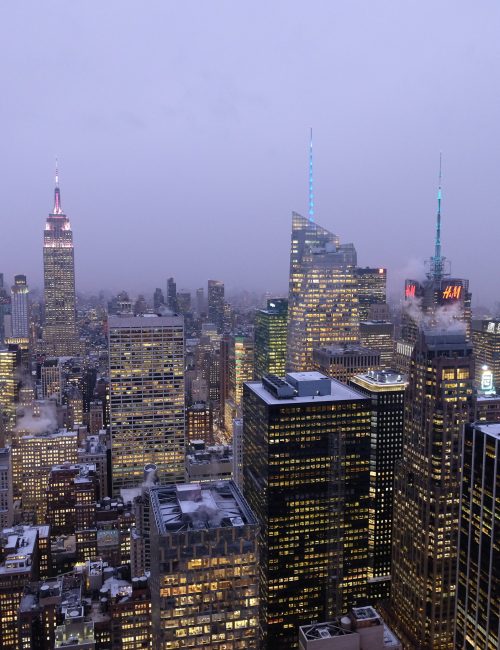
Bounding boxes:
243 372 371 649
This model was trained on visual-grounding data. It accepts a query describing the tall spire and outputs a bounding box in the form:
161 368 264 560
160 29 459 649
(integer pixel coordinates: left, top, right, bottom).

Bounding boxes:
308 128 314 221
431 153 443 279
53 158 63 215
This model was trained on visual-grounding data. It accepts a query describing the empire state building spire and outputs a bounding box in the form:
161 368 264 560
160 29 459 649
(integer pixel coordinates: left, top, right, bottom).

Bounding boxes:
53 158 63 215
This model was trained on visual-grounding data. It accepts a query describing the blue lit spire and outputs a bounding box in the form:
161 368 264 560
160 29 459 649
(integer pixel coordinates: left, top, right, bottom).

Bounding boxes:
432 153 443 279
308 128 314 221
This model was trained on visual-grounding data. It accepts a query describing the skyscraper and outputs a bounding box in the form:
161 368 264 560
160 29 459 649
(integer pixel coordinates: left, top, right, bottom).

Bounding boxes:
254 298 288 380
243 372 370 649
354 267 387 321
108 314 185 494
208 279 225 333
455 422 499 650
287 212 359 371
10 275 29 341
390 328 474 649
471 318 500 388
349 369 407 602
166 277 177 312
43 166 78 356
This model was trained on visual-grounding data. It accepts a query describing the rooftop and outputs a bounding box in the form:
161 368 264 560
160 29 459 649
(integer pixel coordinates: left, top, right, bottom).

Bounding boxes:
150 480 257 534
314 344 380 357
351 370 407 391
0 525 48 574
108 314 183 329
246 372 366 406
475 422 500 440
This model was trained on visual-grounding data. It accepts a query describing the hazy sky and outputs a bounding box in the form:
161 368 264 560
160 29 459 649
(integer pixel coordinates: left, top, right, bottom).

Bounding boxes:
1 2 499 305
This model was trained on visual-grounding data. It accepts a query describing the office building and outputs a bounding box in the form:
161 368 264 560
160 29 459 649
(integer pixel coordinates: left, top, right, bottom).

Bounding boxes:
12 429 79 522
254 298 288 380
287 212 359 372
0 449 13 529
355 267 387 321
0 525 50 650
359 321 394 369
43 166 79 356
0 345 21 434
46 463 99 536
186 402 214 444
166 277 178 312
0 274 10 345
472 318 500 388
108 314 185 494
390 329 474 649
455 422 499 650
243 372 371 648
208 279 225 333
196 286 205 315
153 287 165 310
313 344 380 384
10 275 29 342
185 441 233 482
149 480 259 649
299 607 401 650
229 334 254 409
349 370 407 601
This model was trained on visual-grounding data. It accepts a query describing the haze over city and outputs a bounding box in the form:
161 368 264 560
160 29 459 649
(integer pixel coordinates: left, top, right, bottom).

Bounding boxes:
1 1 500 304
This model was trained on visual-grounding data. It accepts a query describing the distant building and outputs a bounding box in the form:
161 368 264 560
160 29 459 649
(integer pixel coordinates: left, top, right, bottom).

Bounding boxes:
108 314 185 494
359 321 394 368
166 277 177 313
472 318 500 388
243 372 370 648
149 481 259 649
455 422 499 650
186 402 214 444
254 298 288 380
0 449 13 529
153 287 165 310
354 267 387 321
208 279 225 333
185 441 233 482
10 275 29 341
313 344 380 384
299 607 401 650
349 370 407 602
0 345 21 433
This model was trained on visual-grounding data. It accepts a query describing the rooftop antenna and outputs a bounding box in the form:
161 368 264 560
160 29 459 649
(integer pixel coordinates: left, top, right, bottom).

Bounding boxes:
308 128 314 222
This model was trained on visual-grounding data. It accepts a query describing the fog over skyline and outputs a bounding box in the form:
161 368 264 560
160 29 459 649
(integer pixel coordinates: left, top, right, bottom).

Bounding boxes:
1 1 499 306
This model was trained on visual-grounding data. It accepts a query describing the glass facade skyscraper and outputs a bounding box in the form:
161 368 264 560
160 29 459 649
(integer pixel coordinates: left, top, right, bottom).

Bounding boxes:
243 372 370 649
254 298 288 380
287 212 359 372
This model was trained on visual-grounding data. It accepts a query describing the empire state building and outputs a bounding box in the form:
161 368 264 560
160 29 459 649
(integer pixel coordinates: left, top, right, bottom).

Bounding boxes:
43 166 78 356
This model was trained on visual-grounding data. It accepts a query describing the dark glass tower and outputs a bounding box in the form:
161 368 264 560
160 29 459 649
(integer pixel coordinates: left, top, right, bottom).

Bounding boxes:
254 298 288 380
43 166 78 356
455 422 499 650
390 328 474 649
243 372 370 649
208 279 225 333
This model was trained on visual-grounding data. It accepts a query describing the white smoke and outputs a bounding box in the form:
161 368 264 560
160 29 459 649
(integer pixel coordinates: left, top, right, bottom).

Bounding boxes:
404 296 466 333
14 402 58 436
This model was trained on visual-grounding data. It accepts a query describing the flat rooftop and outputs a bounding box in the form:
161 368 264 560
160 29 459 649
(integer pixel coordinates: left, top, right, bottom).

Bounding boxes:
108 314 183 329
351 370 407 391
150 480 257 534
475 422 500 440
246 375 366 406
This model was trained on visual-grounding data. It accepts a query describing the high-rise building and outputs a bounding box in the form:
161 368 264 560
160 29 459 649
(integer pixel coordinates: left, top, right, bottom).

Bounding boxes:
455 422 499 650
471 318 500 388
108 314 185 494
254 298 288 380
313 344 380 384
287 212 359 371
153 287 165 310
390 328 474 649
166 277 177 312
186 402 214 443
208 279 225 333
43 166 79 356
0 345 21 435
359 320 394 369
10 275 29 341
0 448 13 529
196 286 205 315
0 275 11 345
349 370 407 602
355 267 387 321
149 480 259 649
243 372 370 649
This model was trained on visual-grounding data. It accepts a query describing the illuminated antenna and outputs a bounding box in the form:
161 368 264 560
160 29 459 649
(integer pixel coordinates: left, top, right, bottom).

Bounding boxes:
308 128 314 221
432 153 443 279
53 158 62 214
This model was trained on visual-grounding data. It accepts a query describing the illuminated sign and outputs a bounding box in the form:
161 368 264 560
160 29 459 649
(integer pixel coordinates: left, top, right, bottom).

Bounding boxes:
487 322 500 334
481 365 495 394
442 285 462 300
405 284 416 298
378 268 385 274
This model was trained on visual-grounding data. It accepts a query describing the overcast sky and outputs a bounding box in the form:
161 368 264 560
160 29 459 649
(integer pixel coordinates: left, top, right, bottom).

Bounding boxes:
1 1 499 305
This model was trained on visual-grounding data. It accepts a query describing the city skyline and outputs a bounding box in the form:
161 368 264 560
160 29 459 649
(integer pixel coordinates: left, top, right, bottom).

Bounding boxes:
1 2 500 305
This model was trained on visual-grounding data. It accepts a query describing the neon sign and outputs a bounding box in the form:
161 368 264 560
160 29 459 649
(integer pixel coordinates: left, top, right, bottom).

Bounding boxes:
405 284 416 298
442 285 462 300
481 365 495 394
